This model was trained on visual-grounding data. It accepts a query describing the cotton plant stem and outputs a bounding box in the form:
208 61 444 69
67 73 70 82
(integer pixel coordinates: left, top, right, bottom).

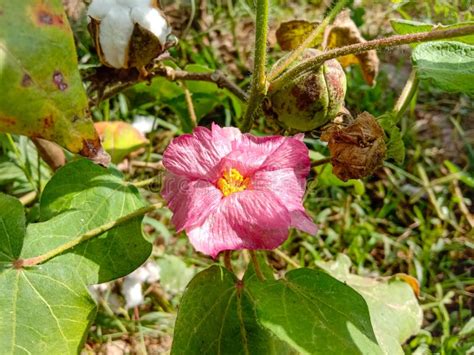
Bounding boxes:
268 0 348 81
182 82 198 128
270 25 474 92
311 157 332 167
393 69 419 122
249 250 265 281
223 251 233 272
98 67 248 104
15 202 163 268
240 0 269 133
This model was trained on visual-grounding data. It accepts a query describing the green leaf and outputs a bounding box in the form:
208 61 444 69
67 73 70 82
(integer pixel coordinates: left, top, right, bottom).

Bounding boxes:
246 267 382 354
317 255 423 355
156 255 195 294
0 160 152 354
412 41 474 95
391 19 474 46
316 163 365 195
171 265 294 355
0 194 96 354
0 0 103 157
38 159 152 283
386 127 405 164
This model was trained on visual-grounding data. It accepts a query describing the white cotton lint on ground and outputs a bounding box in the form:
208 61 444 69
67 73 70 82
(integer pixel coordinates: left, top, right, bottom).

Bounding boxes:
133 115 155 134
122 262 161 309
131 7 171 44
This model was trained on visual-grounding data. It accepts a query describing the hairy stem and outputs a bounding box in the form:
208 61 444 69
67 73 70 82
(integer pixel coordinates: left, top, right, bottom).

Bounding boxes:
96 66 248 105
268 0 348 81
15 202 163 268
270 25 474 92
240 0 269 132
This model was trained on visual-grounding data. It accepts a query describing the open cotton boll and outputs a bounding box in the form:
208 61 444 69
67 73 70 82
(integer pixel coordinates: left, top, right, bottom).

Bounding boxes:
98 6 134 68
131 7 171 45
87 0 116 20
87 0 174 70
117 0 153 8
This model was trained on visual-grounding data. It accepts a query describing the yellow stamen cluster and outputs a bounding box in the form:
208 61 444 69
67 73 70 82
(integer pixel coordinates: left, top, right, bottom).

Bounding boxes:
217 168 250 197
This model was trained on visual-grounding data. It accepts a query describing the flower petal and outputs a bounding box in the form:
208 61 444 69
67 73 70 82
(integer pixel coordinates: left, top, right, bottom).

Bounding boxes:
161 172 222 231
252 168 317 234
221 134 310 178
163 124 244 180
186 190 291 258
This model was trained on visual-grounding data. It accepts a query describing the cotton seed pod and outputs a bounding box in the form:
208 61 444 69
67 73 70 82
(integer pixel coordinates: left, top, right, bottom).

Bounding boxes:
265 49 347 132
87 0 176 71
321 112 386 181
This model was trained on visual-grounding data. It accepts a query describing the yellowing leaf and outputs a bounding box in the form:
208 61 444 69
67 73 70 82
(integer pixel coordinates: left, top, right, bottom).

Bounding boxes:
95 121 149 164
324 10 379 86
395 273 420 298
0 0 108 164
276 20 321 51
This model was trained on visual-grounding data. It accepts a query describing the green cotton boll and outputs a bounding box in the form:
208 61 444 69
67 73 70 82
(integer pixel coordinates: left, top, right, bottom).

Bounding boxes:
265 49 347 132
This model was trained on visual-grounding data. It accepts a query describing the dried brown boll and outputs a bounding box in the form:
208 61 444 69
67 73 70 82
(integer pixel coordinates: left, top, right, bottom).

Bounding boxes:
321 112 386 181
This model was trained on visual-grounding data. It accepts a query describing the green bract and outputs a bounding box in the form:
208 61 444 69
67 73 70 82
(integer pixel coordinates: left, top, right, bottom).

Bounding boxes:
265 49 347 131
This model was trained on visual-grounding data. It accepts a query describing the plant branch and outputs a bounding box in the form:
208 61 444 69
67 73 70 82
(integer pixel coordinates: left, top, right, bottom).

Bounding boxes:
270 25 474 92
15 202 163 268
240 0 269 132
93 66 248 105
268 0 348 81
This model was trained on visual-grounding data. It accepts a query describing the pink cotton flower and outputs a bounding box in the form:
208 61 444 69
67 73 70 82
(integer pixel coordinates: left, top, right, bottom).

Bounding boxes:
161 123 317 258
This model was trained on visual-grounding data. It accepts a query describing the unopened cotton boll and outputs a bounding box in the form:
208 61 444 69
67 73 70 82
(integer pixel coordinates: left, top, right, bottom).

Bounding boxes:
87 0 175 70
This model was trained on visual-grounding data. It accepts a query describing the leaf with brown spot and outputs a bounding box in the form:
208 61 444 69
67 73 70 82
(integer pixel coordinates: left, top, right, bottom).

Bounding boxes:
95 121 149 164
321 112 386 181
0 0 107 163
275 20 321 51
324 10 379 86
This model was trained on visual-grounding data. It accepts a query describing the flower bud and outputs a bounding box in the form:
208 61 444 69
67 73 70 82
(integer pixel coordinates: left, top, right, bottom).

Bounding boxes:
87 0 176 70
265 49 347 131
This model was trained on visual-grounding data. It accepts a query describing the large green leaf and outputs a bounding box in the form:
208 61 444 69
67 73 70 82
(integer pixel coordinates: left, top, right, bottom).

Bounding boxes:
246 267 382 354
317 255 423 355
0 159 152 354
171 265 294 355
0 0 104 159
412 41 474 95
391 19 474 46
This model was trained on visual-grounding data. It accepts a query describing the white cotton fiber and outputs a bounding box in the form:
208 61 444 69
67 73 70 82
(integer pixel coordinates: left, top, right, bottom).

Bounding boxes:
87 0 172 68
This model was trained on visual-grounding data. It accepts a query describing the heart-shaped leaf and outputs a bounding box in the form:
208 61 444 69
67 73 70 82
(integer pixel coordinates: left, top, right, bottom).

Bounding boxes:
246 267 382 354
0 0 107 162
412 41 474 95
391 19 474 46
0 159 152 353
317 255 423 354
171 265 294 354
